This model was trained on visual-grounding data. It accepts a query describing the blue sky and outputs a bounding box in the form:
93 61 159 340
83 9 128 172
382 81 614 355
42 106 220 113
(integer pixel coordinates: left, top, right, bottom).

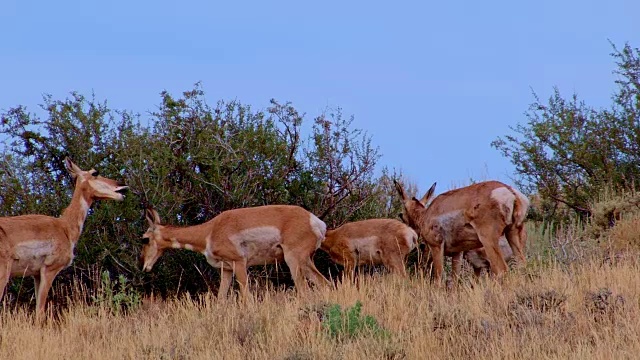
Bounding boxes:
1 0 638 195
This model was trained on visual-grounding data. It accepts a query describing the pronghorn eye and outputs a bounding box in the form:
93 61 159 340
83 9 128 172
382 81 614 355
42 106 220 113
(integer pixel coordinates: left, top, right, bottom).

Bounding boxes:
91 170 99 177
141 238 149 245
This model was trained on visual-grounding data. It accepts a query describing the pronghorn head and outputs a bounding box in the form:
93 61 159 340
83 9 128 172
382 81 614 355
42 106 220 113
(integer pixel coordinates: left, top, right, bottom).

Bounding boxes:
393 179 436 232
65 157 128 201
141 207 167 272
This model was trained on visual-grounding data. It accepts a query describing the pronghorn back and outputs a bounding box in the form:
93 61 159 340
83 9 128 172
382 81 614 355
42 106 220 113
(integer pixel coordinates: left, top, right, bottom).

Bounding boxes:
321 218 417 274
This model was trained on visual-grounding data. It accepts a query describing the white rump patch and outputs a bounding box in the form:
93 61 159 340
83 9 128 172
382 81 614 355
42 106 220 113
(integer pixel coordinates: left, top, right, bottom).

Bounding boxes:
403 227 418 250
15 240 55 259
309 214 327 248
490 187 515 220
511 187 530 222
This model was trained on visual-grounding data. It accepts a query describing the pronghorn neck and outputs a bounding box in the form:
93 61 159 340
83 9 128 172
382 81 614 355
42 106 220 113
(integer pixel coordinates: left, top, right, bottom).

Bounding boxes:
408 207 430 234
320 229 337 250
161 226 206 252
60 182 94 244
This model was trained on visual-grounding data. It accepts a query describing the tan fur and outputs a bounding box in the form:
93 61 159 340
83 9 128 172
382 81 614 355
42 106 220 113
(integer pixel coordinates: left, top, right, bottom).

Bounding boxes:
394 180 529 284
424 235 514 281
0 158 128 318
426 237 516 284
321 218 418 278
141 205 330 298
460 236 514 277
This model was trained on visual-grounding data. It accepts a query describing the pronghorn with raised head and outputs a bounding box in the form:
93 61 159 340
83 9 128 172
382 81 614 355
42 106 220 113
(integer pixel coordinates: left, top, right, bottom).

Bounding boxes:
0 158 128 317
394 180 529 284
141 205 331 298
320 218 418 277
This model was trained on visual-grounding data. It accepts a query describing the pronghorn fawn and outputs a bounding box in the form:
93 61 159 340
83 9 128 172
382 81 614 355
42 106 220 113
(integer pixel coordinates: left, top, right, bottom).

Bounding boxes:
461 236 514 278
0 158 128 318
141 205 330 298
394 180 529 284
320 218 418 278
423 235 514 283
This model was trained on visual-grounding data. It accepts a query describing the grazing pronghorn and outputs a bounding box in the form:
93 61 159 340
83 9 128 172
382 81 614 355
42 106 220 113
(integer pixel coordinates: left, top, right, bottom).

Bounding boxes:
320 218 418 278
141 205 331 298
0 158 128 317
394 180 529 284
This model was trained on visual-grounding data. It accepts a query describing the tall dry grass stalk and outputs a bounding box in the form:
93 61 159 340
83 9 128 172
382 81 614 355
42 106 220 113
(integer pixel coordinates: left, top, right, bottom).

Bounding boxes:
2 255 640 359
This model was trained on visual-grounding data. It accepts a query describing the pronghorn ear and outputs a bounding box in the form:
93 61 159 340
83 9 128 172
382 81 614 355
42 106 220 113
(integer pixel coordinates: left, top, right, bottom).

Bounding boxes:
411 197 426 209
393 179 408 201
419 182 437 205
145 208 161 226
64 157 82 178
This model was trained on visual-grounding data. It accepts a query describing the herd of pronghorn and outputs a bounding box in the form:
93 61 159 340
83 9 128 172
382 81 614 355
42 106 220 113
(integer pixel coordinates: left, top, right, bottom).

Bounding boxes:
0 158 530 318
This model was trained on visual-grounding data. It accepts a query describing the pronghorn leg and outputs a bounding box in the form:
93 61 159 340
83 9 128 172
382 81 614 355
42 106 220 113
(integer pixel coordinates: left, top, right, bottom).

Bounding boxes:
218 268 234 299
35 266 63 321
282 248 308 292
428 244 445 286
450 252 463 284
0 260 11 304
382 253 407 277
470 224 508 279
230 261 249 299
505 224 527 265
303 258 331 288
342 261 357 282
421 245 433 276
33 275 41 303
473 264 484 278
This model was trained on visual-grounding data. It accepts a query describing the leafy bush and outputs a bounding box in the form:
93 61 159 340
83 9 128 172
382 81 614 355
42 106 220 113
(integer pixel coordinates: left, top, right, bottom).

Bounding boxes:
0 83 407 301
493 42 640 222
92 270 141 315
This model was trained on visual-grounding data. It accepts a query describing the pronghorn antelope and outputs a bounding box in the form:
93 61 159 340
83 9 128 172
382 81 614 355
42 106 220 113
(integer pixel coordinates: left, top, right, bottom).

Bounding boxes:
0 158 128 317
394 180 529 284
320 218 418 277
141 205 331 298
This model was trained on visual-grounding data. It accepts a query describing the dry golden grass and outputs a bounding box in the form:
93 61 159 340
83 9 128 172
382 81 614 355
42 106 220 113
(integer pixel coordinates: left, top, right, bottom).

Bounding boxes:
2 255 640 360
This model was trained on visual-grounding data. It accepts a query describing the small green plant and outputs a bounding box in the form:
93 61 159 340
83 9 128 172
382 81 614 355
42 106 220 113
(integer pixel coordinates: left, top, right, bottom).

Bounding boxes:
93 270 141 315
322 301 389 340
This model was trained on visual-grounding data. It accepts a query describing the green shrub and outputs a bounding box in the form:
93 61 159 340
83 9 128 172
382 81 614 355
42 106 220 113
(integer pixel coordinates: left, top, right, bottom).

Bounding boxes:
322 301 389 340
93 270 141 315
